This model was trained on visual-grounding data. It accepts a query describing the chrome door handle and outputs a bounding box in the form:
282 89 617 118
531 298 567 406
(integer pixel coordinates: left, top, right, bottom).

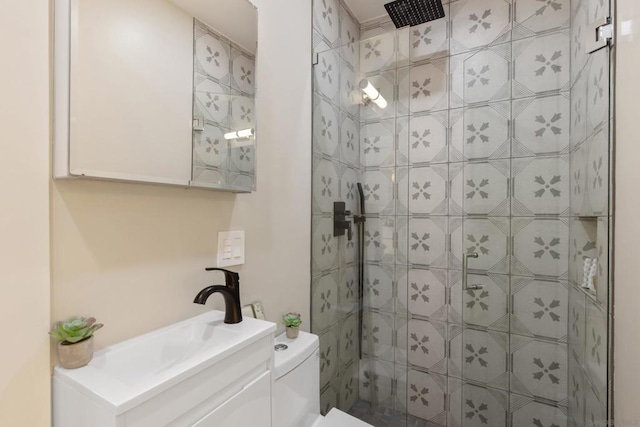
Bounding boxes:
463 253 483 291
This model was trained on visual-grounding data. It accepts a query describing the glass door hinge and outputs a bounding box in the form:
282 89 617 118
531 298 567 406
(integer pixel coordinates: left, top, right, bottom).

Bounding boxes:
587 17 614 54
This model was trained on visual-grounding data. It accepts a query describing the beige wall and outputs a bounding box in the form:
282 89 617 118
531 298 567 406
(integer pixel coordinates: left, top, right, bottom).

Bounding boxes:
614 0 640 422
52 0 311 353
0 0 310 423
0 0 52 425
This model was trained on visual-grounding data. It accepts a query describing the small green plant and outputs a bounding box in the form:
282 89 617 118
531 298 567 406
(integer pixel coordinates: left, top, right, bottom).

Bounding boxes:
282 313 302 328
49 316 103 345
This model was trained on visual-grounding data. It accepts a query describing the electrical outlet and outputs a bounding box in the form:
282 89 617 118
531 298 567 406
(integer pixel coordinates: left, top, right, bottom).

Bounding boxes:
241 304 256 319
252 301 266 320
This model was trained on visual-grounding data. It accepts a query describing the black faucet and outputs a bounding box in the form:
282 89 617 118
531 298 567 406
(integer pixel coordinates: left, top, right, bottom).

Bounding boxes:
193 268 243 324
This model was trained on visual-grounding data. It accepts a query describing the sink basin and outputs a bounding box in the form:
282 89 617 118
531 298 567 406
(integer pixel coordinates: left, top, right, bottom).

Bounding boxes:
91 319 239 386
54 310 276 413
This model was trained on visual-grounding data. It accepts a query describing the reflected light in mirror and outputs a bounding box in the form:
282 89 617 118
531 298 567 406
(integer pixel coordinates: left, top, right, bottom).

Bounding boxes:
359 79 388 109
224 128 255 140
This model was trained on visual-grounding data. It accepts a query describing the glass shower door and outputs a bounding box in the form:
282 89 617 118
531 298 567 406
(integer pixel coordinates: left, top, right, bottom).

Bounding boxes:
455 0 614 420
452 44 514 427
567 0 614 425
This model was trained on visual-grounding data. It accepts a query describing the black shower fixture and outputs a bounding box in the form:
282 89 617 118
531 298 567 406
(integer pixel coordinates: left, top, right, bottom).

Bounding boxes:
384 0 446 29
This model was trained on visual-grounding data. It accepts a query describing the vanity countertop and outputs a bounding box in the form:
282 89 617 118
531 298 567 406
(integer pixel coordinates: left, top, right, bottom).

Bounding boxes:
54 311 276 414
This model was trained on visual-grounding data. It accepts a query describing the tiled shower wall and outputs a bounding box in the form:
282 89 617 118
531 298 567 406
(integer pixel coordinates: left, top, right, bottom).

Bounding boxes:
567 0 612 425
356 0 580 425
313 0 612 425
311 0 363 415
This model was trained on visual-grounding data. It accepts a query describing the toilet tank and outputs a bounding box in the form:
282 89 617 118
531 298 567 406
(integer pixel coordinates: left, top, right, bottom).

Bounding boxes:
272 331 321 427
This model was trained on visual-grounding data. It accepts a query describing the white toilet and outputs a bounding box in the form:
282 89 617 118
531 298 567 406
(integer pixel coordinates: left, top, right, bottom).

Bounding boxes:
272 331 372 427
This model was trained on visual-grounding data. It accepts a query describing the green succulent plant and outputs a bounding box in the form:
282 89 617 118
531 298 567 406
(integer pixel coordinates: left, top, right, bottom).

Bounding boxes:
49 316 103 345
282 313 302 328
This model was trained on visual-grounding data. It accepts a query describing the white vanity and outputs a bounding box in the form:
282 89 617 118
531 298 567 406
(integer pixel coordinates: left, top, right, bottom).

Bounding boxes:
53 311 276 427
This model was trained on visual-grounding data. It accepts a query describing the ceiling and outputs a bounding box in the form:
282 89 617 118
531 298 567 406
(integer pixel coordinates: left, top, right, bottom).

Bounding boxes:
169 0 257 53
343 0 389 24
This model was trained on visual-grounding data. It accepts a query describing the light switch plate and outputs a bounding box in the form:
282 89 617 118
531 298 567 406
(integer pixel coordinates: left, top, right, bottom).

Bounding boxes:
217 231 245 267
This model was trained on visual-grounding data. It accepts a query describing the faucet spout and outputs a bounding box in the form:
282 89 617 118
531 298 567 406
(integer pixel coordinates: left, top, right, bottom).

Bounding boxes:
193 268 243 324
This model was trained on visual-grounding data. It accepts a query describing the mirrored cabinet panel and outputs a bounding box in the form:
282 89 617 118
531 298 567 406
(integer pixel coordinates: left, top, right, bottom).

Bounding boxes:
54 0 257 192
191 20 256 190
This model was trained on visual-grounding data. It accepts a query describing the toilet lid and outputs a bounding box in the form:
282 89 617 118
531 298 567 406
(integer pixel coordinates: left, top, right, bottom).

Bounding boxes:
317 409 373 427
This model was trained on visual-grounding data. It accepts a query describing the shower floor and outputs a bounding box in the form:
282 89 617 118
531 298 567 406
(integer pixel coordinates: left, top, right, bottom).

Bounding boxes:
348 400 442 427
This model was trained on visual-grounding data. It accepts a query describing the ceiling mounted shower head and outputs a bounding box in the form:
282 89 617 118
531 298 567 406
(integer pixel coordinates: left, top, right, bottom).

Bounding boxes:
384 0 445 28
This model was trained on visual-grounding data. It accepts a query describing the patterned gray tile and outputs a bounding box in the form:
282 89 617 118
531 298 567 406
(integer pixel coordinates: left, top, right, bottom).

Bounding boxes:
362 120 396 168
510 396 568 427
450 273 510 331
230 48 255 96
450 0 512 54
341 112 360 166
407 319 447 372
359 358 395 406
313 0 340 48
360 29 396 74
408 8 450 62
400 165 449 216
402 268 448 320
319 326 339 388
315 49 341 105
312 215 339 274
363 168 396 215
313 271 340 333
340 6 359 69
449 384 509 427
402 217 448 268
511 277 569 341
513 0 570 40
398 59 449 114
451 160 511 216
339 361 359 412
313 94 340 157
365 216 396 263
450 102 511 162
462 44 511 105
363 310 395 362
512 93 571 157
406 370 447 423
511 156 570 216
398 112 449 165
313 156 340 214
513 31 571 98
512 217 569 278
450 217 511 274
450 329 510 390
195 30 231 85
365 263 395 313
511 335 568 403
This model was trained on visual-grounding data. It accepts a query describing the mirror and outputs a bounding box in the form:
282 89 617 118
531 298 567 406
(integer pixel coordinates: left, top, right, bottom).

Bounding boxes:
190 18 257 191
53 0 257 192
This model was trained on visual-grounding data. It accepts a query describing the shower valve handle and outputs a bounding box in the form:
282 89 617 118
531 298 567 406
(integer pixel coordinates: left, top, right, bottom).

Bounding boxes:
333 201 354 241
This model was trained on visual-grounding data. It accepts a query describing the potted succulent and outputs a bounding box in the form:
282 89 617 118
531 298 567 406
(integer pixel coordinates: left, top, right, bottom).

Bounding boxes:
49 316 103 369
282 313 302 339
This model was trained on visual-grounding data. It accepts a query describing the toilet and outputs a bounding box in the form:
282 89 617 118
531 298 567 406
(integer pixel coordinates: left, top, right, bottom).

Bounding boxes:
272 331 372 427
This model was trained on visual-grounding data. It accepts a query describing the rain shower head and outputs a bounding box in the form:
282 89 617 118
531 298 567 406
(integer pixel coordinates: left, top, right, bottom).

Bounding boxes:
384 0 445 28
